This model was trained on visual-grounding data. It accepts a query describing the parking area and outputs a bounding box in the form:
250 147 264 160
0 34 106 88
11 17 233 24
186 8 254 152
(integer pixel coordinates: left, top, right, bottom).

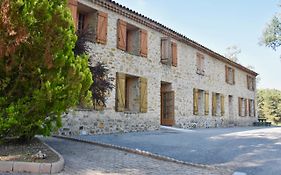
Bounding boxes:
75 127 281 175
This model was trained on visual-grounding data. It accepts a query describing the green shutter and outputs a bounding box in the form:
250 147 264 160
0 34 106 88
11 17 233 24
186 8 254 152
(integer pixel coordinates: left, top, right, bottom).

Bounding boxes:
221 95 225 116
204 91 209 115
139 77 148 113
115 72 126 112
193 88 199 115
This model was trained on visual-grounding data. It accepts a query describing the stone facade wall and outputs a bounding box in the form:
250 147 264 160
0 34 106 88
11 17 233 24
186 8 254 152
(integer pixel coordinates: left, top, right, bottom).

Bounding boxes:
61 0 257 135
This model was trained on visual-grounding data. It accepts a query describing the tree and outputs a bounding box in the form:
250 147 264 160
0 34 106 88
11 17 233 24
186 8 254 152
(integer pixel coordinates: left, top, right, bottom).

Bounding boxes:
261 15 281 51
224 45 241 63
257 89 281 124
0 0 92 141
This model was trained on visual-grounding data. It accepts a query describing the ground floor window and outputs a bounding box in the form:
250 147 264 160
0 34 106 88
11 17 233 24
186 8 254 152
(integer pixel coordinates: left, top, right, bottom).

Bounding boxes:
248 99 255 117
193 88 209 115
212 92 225 116
115 72 147 113
238 97 248 116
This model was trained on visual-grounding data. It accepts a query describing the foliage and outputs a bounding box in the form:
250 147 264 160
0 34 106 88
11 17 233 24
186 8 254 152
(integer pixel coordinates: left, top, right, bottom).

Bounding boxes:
261 16 281 51
74 26 114 110
0 0 92 141
257 89 281 124
89 62 114 109
224 45 241 63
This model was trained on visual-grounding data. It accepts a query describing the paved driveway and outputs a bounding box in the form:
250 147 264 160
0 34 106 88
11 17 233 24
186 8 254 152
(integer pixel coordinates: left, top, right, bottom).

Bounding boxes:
76 127 281 175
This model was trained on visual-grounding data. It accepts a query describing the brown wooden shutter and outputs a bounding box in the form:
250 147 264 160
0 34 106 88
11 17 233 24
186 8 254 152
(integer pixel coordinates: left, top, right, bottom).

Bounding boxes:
161 37 171 64
139 77 148 113
115 72 126 112
212 92 217 116
238 97 242 116
117 19 127 51
68 0 78 30
96 11 108 44
248 99 251 116
204 91 209 115
225 65 229 83
244 99 248 116
221 95 225 116
139 29 148 57
193 88 199 115
171 42 177 67
253 100 256 117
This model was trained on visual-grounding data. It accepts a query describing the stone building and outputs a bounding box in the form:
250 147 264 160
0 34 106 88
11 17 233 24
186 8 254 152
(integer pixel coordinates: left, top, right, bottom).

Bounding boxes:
63 0 258 135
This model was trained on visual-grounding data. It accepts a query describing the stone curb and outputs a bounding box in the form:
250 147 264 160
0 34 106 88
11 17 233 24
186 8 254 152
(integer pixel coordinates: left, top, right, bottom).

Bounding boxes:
0 139 64 174
54 135 233 174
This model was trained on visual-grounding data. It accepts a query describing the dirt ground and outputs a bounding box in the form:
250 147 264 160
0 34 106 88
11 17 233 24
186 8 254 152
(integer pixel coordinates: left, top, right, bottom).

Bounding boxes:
0 137 59 163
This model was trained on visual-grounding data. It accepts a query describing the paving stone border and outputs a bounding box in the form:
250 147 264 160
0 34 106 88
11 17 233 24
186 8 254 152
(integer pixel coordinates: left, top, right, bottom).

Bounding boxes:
0 140 64 174
54 135 233 174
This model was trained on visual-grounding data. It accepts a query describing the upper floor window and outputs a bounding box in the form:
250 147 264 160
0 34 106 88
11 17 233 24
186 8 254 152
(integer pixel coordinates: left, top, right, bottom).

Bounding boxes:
77 10 108 44
117 19 147 57
225 65 235 85
196 53 205 75
78 13 85 31
161 37 177 67
247 75 255 91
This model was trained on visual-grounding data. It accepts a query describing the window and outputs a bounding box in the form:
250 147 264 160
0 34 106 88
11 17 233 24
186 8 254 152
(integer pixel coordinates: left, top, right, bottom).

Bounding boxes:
212 92 225 116
78 13 85 31
248 99 255 117
193 89 209 115
196 53 205 75
161 37 177 66
247 75 255 91
117 19 148 57
77 9 108 44
238 97 248 116
115 72 147 113
225 65 235 85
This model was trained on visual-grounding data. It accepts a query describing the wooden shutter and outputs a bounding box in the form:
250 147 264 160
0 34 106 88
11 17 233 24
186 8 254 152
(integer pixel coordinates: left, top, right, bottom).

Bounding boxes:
212 92 217 116
172 42 177 67
161 37 171 64
204 91 209 115
193 88 199 115
221 95 225 116
139 29 148 57
115 72 126 112
96 11 108 44
139 77 148 113
225 65 229 83
68 0 78 30
117 19 127 51
238 97 242 116
253 100 256 117
244 99 248 116
248 99 251 116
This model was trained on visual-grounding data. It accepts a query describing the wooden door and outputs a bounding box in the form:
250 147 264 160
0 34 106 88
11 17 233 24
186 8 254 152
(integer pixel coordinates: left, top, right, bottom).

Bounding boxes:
161 91 175 126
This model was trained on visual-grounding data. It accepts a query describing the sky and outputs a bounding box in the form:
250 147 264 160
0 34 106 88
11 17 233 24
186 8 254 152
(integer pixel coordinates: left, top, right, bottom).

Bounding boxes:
114 0 281 90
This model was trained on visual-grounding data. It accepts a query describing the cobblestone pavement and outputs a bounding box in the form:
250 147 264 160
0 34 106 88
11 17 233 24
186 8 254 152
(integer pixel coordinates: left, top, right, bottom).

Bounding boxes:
40 137 231 175
74 127 281 175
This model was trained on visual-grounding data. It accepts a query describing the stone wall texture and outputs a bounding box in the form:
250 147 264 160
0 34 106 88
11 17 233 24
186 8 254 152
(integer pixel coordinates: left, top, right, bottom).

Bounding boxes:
61 0 257 135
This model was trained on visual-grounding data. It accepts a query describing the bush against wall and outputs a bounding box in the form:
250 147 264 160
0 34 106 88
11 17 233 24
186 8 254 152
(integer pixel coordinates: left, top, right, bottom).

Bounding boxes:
0 0 92 141
258 89 281 124
74 27 114 110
